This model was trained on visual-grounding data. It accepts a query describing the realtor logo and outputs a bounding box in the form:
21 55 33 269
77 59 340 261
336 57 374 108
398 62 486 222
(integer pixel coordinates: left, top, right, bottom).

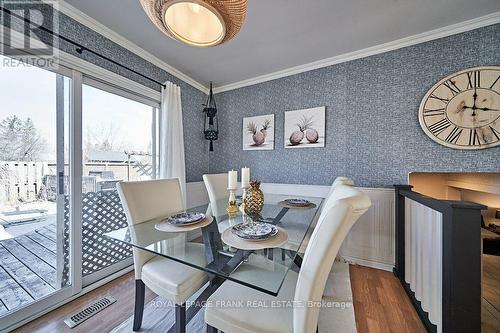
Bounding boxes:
0 0 59 69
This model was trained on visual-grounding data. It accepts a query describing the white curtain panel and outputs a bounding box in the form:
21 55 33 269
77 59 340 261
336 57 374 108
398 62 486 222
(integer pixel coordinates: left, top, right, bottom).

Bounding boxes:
159 81 186 208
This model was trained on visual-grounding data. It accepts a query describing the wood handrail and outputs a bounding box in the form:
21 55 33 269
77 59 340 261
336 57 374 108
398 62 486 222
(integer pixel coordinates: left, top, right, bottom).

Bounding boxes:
396 185 486 212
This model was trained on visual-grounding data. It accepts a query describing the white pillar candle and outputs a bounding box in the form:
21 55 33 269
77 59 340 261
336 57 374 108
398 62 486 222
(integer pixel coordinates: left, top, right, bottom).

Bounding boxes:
241 167 250 188
228 170 238 190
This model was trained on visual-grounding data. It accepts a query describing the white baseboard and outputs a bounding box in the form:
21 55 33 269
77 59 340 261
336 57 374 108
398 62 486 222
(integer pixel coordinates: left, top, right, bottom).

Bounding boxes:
340 255 395 272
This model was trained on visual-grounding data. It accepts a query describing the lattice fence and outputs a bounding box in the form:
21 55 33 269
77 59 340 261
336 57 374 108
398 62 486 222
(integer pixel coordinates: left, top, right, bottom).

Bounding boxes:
62 190 132 284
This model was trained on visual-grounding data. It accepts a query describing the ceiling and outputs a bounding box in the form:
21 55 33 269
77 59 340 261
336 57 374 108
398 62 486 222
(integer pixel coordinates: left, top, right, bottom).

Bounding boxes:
65 0 500 89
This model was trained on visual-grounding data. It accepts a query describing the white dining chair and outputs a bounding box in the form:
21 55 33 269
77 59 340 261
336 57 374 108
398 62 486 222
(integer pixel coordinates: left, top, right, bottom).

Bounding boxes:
296 176 356 255
203 173 228 211
325 177 355 204
319 176 355 217
117 179 209 332
204 183 371 333
203 173 230 231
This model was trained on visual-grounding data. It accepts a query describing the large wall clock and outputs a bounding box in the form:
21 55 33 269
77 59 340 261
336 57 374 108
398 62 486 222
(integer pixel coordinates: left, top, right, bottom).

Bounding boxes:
418 66 500 150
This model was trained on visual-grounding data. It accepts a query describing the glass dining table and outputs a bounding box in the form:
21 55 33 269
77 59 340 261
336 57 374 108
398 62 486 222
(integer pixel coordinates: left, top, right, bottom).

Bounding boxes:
105 193 323 298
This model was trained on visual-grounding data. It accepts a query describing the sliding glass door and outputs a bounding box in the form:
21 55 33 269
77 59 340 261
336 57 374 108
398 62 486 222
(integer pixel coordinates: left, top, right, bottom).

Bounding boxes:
0 55 160 330
81 78 159 286
0 47 159 331
0 55 74 328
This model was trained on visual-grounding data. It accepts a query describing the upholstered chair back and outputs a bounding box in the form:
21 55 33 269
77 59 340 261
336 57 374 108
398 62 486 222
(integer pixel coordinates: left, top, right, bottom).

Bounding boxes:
203 173 229 216
117 179 184 279
330 177 354 193
319 177 356 221
293 184 371 333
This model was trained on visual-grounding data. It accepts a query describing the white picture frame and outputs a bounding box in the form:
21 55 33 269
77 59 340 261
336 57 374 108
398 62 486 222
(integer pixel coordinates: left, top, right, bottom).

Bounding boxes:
284 106 325 148
242 114 275 150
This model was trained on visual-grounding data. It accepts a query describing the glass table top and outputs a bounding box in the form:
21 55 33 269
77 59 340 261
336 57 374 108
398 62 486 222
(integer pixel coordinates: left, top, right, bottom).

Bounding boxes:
105 193 323 295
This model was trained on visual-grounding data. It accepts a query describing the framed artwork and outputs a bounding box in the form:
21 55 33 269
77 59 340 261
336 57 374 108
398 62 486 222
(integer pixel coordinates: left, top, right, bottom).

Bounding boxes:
284 106 325 148
242 114 275 150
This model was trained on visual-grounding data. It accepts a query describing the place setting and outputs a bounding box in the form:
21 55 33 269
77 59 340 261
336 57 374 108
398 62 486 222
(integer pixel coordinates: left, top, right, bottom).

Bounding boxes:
221 221 289 251
278 198 317 209
155 211 213 233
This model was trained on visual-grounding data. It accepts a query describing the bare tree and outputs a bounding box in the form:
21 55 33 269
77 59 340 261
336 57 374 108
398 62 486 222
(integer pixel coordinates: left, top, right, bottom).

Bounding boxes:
0 115 46 161
84 123 126 161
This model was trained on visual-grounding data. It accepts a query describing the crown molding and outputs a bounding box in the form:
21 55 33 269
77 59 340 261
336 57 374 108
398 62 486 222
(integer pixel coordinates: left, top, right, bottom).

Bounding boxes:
55 0 208 93
212 11 500 94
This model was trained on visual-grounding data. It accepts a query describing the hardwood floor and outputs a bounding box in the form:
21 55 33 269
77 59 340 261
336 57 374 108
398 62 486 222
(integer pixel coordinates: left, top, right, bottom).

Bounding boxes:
483 254 500 333
14 265 425 333
349 265 426 333
12 272 156 333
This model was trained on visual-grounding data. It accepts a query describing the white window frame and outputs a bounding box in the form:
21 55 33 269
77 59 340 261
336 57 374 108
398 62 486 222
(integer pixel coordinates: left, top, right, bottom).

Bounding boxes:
83 76 160 109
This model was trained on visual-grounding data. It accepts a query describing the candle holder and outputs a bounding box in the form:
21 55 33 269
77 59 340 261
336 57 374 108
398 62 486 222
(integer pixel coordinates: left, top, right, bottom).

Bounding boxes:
239 186 250 221
226 188 239 217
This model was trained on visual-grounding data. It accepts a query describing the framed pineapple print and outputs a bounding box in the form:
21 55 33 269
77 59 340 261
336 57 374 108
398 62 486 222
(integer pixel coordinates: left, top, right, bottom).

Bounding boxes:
284 106 325 148
243 114 275 150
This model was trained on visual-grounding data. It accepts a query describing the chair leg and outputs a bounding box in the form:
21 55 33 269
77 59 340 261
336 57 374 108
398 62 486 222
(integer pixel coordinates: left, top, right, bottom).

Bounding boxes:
175 303 186 333
206 324 218 333
133 279 145 331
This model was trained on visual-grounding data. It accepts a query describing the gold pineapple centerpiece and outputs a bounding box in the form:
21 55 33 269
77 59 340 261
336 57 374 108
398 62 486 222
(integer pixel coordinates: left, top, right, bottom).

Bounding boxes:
244 180 264 218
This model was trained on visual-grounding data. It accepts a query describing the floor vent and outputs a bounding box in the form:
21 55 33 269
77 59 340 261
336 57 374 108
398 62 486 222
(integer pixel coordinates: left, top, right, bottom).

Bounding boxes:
64 296 116 328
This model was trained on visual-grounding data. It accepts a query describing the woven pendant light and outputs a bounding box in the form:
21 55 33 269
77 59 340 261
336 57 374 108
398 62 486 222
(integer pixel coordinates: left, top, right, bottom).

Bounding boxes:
139 0 247 47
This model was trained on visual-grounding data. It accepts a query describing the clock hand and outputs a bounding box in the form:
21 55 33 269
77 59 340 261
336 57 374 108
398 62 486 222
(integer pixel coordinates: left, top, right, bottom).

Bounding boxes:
477 107 499 111
472 85 478 116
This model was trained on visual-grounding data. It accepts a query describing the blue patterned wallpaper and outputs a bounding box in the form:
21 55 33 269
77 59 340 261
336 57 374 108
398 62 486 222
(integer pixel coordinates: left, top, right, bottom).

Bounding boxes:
1 3 209 182
211 24 500 187
3 5 498 186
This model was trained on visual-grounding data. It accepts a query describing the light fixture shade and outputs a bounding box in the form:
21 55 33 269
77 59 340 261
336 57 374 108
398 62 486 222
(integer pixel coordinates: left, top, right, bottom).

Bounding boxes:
139 0 247 47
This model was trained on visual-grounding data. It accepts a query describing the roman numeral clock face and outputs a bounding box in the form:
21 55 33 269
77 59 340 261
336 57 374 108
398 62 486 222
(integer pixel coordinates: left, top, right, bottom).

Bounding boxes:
419 66 500 149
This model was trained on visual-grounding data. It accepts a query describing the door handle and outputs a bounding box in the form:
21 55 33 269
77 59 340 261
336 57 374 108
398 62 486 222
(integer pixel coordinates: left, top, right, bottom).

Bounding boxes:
58 171 64 195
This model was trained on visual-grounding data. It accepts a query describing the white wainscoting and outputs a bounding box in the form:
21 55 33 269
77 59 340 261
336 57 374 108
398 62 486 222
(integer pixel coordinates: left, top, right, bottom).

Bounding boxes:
186 181 395 271
338 188 395 271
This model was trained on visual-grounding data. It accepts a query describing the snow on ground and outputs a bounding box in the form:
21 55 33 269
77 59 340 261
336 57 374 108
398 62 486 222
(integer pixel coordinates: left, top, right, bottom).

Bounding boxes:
0 200 57 240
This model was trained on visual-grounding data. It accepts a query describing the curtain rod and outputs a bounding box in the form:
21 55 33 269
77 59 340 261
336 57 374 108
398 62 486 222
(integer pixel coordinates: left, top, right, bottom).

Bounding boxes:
0 6 167 88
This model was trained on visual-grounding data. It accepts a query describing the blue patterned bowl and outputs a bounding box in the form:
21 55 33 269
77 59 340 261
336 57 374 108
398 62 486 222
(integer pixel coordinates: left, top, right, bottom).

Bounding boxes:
166 212 205 226
284 198 311 207
231 222 278 240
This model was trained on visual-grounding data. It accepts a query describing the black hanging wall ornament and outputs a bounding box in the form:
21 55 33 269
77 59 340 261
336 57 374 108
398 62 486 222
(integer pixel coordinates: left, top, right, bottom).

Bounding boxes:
203 82 218 152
